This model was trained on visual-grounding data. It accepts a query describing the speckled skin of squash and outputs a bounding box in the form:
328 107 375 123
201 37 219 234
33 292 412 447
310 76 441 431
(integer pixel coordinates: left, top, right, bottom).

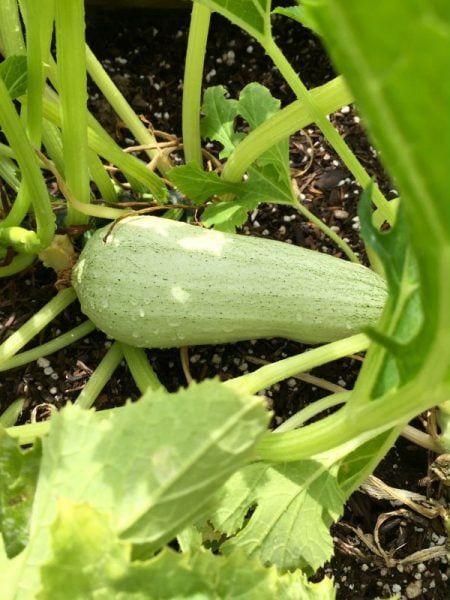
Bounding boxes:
71 216 387 348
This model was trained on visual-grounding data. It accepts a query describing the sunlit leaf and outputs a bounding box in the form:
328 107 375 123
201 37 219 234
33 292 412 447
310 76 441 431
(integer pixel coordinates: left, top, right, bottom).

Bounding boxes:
38 500 334 599
2 380 269 596
38 501 129 600
209 459 344 572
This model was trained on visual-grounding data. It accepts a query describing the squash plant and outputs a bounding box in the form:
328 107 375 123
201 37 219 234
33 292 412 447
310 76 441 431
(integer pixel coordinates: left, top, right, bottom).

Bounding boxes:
0 0 449 597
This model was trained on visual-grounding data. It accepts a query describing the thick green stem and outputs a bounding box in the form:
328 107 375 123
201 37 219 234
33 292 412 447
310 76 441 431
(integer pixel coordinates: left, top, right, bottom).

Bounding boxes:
226 333 369 395
182 3 211 166
0 320 96 372
41 118 65 174
0 184 31 228
87 149 117 203
6 405 120 445
21 0 54 146
22 11 43 145
41 94 166 200
0 143 15 159
0 78 55 251
55 0 90 225
0 252 35 277
222 76 352 182
265 39 394 225
0 287 77 363
122 344 165 394
401 424 444 453
36 151 126 221
5 420 53 445
256 379 450 462
74 342 124 410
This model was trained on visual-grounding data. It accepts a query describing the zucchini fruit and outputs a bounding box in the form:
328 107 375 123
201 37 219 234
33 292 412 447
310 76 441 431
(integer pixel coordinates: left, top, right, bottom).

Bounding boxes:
71 216 387 348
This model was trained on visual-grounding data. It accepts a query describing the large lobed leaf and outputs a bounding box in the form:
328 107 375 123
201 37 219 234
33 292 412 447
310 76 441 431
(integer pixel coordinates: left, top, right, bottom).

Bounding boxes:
36 500 335 599
208 459 344 572
200 85 244 159
200 83 295 207
1 380 269 599
170 83 296 231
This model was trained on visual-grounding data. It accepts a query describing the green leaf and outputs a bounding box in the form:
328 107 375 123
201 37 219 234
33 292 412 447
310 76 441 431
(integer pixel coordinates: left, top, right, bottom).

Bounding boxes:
0 55 28 99
303 0 450 504
38 500 129 600
168 162 258 231
120 547 334 599
168 159 292 231
302 1 450 372
303 0 450 237
38 500 334 599
237 84 296 205
194 83 296 228
176 525 203 554
237 82 280 128
201 200 257 232
43 381 269 544
359 188 423 390
3 380 269 597
337 430 398 497
195 0 272 42
209 460 345 572
245 162 295 206
168 162 243 203
201 86 244 158
0 398 25 428
178 83 295 232
272 6 319 32
0 430 41 558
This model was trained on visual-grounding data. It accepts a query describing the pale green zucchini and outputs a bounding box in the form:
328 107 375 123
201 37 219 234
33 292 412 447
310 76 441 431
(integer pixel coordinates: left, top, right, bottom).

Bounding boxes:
71 216 387 348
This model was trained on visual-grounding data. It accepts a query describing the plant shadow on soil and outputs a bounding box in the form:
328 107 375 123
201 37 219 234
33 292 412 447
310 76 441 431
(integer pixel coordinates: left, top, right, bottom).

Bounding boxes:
0 6 448 598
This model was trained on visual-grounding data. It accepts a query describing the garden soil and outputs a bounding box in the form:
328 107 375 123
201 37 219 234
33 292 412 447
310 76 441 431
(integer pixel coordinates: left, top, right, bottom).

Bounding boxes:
0 7 448 599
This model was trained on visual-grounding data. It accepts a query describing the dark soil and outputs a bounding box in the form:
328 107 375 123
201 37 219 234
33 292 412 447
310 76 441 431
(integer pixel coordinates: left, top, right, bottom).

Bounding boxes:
1 7 448 599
